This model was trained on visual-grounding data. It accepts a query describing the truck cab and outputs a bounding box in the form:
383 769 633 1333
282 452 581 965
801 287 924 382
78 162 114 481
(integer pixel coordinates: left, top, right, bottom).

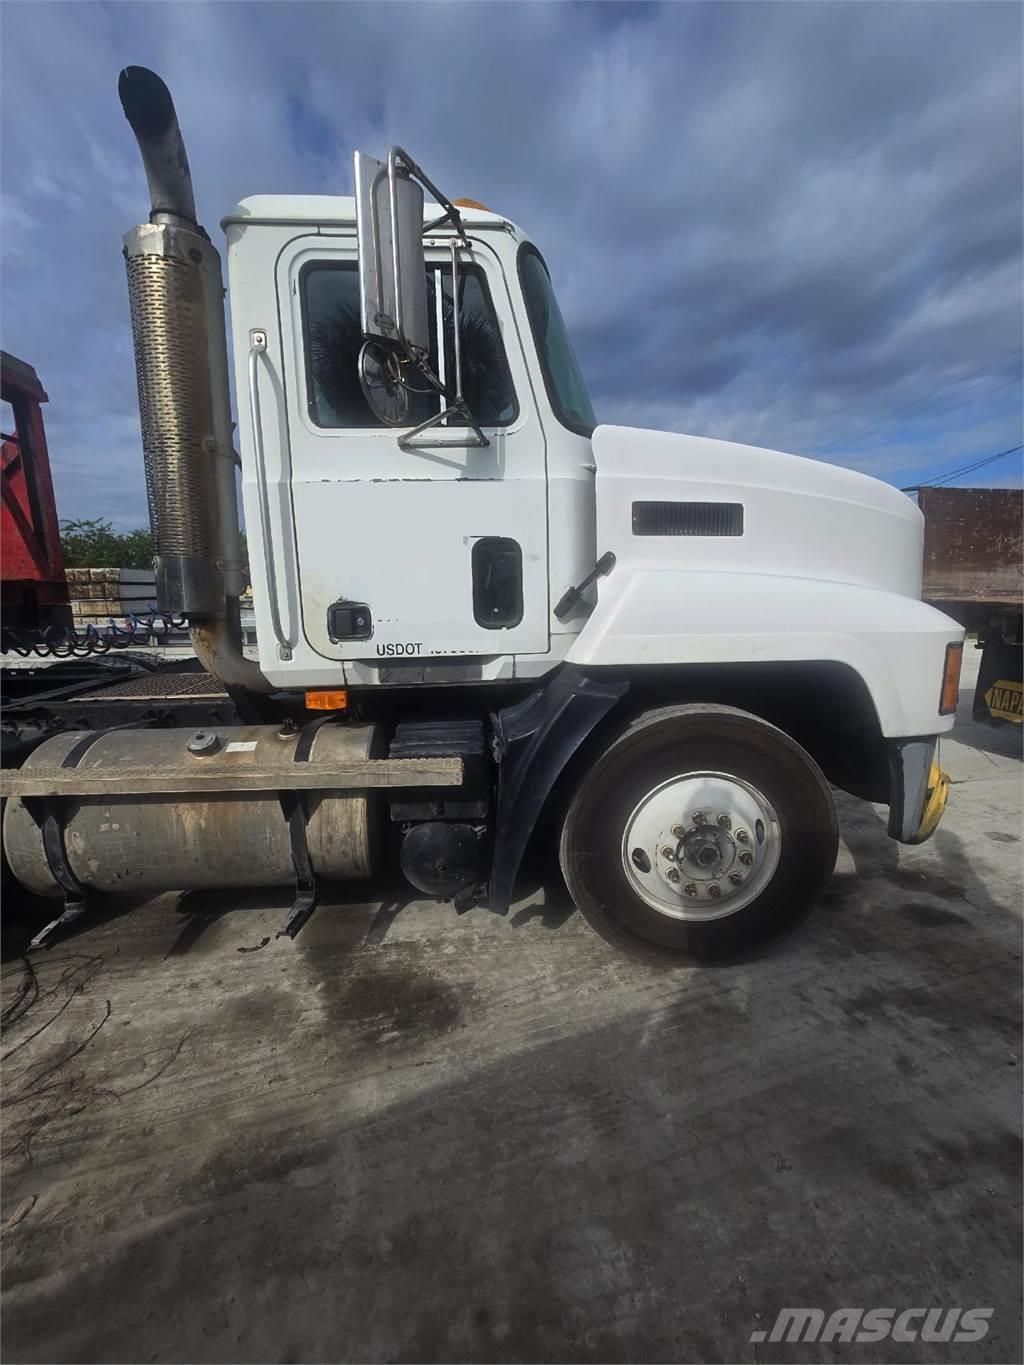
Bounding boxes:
227 192 959 739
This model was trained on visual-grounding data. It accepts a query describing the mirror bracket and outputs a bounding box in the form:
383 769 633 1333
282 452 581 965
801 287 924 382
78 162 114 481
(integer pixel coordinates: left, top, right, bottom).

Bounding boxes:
389 147 471 249
396 402 489 452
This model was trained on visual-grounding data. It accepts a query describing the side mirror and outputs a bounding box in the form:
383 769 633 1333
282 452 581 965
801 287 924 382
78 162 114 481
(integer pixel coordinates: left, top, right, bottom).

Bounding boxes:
354 150 429 355
353 146 490 451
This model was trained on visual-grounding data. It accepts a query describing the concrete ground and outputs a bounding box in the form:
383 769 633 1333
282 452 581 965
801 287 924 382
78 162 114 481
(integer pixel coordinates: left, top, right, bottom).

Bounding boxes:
2 648 1021 1364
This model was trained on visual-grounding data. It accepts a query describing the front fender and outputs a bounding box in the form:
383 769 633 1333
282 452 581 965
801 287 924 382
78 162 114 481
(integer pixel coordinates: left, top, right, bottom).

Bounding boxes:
565 569 963 739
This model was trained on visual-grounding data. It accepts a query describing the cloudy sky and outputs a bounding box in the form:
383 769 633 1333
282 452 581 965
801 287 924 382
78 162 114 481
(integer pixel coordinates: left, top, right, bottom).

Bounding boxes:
2 0 1021 530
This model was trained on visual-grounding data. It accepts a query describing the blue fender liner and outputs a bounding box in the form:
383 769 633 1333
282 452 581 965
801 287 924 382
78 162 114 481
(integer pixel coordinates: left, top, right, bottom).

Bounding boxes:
488 666 628 914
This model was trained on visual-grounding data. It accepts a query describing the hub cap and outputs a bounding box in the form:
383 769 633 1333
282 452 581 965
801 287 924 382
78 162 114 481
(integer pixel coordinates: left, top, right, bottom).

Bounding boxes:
621 771 781 921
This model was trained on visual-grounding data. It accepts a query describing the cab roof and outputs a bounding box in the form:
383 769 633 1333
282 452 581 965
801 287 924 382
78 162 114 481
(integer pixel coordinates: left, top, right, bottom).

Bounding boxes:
223 195 518 235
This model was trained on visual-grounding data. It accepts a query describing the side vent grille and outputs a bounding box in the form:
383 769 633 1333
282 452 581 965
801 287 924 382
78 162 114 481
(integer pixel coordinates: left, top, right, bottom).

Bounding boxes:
632 501 744 537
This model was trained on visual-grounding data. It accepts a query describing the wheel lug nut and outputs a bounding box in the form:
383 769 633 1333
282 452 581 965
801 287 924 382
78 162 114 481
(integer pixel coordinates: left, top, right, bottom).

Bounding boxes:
739 850 753 865
661 846 675 860
707 883 721 898
729 872 743 886
717 814 732 830
736 829 750 844
671 825 684 838
666 867 681 883
692 812 706 826
683 883 698 896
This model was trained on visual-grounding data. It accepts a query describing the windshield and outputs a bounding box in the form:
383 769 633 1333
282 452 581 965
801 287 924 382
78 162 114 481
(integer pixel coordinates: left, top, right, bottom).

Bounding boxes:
518 245 596 438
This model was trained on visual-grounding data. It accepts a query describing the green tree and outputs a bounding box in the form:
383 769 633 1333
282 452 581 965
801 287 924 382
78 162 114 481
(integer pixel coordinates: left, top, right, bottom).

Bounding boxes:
60 519 155 570
60 520 250 581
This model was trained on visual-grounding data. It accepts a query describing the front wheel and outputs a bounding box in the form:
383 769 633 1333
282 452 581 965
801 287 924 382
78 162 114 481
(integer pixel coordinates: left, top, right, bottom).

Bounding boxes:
558 704 839 964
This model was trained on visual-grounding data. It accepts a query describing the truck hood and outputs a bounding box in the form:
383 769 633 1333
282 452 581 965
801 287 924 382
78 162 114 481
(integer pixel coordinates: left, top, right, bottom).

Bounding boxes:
592 425 924 599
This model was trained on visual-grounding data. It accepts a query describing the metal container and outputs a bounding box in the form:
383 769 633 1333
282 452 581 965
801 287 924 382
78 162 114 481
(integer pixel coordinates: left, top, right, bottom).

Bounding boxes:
4 723 382 898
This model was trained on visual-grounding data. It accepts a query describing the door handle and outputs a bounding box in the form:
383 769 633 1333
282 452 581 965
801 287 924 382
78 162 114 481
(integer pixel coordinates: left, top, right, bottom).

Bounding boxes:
248 330 293 661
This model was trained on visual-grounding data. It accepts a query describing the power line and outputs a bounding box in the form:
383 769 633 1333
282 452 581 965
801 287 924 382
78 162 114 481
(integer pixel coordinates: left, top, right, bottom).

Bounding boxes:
927 444 1024 487
901 443 1024 492
821 347 1023 452
818 346 1024 454
884 372 1022 430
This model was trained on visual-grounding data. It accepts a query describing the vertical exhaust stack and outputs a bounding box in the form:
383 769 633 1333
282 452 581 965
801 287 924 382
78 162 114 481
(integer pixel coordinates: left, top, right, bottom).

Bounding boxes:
119 66 269 690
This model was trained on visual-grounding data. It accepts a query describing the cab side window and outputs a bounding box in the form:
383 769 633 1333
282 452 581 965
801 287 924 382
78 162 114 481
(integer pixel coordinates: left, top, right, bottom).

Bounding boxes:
302 261 516 429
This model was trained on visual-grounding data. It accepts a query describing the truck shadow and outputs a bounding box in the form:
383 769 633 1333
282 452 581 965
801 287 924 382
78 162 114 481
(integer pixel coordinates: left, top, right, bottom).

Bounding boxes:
507 843 576 931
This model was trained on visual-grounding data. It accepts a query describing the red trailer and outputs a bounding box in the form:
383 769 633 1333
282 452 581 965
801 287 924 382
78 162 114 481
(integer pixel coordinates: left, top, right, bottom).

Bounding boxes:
1 351 71 632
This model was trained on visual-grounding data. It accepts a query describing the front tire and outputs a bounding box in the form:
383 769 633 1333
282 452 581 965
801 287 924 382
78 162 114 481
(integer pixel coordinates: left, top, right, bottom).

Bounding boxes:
558 704 838 964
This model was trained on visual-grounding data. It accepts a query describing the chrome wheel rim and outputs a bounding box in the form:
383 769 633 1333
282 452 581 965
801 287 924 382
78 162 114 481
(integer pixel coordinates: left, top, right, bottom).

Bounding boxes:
620 771 781 921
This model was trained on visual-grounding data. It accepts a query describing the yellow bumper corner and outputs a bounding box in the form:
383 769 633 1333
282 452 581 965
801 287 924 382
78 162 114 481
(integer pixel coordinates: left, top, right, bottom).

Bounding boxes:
908 759 950 845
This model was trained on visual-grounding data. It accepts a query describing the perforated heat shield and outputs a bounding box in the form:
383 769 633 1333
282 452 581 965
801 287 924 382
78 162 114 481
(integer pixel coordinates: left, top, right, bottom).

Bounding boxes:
123 221 225 615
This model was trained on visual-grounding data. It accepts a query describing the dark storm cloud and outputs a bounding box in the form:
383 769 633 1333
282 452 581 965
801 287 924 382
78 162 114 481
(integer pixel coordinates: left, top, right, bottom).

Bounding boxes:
2 1 1021 527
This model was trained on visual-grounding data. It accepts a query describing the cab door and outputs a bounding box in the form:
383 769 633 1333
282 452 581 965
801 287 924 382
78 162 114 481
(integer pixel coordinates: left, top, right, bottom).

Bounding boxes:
275 233 549 662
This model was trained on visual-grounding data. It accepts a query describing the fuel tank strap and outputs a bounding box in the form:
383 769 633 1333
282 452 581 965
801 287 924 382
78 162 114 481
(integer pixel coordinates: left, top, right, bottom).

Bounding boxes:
23 727 125 948
276 714 340 940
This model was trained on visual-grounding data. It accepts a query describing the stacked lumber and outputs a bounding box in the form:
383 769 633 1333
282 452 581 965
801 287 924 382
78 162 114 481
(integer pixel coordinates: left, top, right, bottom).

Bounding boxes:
66 567 159 628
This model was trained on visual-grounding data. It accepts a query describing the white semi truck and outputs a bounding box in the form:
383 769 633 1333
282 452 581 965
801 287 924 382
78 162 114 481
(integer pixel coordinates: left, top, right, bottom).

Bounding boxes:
2 68 964 963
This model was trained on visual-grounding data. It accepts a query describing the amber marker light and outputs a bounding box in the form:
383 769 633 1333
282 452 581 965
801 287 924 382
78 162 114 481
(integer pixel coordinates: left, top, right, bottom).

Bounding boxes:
939 642 963 716
305 690 348 711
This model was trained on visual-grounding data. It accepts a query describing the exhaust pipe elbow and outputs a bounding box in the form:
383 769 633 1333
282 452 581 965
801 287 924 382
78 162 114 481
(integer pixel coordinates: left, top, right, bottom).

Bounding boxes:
190 617 274 694
118 65 197 225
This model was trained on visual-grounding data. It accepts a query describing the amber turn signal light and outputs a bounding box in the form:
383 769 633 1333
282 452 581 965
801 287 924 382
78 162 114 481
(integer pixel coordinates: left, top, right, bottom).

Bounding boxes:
939 642 963 716
305 689 348 711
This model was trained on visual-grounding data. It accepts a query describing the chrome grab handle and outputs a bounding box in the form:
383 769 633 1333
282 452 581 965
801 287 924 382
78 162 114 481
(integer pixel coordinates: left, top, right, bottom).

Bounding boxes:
247 330 292 661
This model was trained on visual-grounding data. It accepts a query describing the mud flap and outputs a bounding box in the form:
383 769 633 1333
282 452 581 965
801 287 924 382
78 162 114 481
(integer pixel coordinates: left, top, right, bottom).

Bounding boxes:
973 639 1023 726
488 666 628 915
